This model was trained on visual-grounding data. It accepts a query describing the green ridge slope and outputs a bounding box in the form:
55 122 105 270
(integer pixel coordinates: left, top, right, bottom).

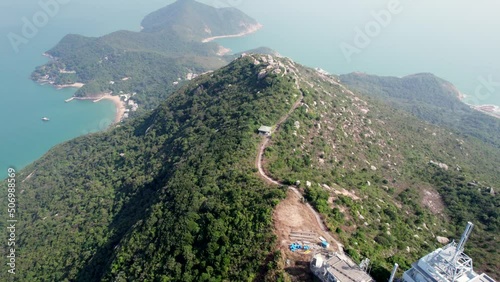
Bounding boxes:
264 67 499 279
340 72 500 148
5 56 297 281
3 55 498 281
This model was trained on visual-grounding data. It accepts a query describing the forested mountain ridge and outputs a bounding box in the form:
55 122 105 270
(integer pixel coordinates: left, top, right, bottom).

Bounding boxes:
4 54 499 281
141 0 261 39
263 66 499 279
4 55 299 281
340 72 500 148
31 0 261 111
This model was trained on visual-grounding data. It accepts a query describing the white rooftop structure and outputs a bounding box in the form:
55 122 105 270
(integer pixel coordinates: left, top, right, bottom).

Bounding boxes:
311 253 375 282
403 222 496 282
258 125 272 135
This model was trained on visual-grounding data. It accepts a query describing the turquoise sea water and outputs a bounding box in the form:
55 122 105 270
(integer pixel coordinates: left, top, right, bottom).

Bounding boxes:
1 0 499 178
0 0 173 178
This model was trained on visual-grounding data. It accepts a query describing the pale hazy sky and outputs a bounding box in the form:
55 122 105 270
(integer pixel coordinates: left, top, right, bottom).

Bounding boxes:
3 0 499 50
198 0 500 66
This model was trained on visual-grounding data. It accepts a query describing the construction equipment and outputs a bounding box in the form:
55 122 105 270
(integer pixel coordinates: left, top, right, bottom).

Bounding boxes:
289 242 313 253
289 242 302 252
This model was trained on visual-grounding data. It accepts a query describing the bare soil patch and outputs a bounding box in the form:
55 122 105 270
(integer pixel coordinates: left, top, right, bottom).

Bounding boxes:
273 190 338 281
421 187 445 215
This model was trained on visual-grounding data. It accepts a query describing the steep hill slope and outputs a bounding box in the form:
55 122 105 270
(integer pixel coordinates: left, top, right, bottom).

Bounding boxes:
3 55 498 281
5 56 298 281
340 72 500 148
263 67 499 279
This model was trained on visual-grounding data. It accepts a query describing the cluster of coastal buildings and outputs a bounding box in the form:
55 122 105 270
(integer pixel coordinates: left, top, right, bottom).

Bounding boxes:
44 67 220 124
172 72 200 86
119 92 139 120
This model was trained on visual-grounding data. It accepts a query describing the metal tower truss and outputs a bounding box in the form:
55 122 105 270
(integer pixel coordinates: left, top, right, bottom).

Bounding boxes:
430 241 474 281
402 222 496 282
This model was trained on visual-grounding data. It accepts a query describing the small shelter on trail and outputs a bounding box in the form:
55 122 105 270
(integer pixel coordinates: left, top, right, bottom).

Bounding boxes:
258 125 272 136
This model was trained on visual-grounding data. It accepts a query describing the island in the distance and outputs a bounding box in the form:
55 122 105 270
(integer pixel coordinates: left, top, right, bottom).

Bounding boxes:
31 0 268 122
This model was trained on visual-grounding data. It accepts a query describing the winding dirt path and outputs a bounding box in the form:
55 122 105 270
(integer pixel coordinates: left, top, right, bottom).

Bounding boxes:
255 90 345 253
255 97 303 185
256 135 281 186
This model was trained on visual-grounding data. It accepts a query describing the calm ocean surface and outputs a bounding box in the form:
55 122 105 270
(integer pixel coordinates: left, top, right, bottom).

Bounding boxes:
1 0 499 178
0 0 171 178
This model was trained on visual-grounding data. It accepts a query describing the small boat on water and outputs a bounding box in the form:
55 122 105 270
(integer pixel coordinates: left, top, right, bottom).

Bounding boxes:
41 117 50 121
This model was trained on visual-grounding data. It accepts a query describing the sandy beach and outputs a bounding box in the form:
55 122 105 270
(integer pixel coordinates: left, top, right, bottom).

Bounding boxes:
471 104 500 119
97 94 126 123
66 93 126 124
447 83 500 119
202 23 263 43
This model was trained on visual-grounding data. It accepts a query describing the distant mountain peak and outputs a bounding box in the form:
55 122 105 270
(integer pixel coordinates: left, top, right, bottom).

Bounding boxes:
140 0 260 41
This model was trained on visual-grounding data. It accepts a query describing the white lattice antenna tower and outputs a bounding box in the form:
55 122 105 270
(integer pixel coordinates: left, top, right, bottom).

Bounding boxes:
359 258 371 272
449 222 474 281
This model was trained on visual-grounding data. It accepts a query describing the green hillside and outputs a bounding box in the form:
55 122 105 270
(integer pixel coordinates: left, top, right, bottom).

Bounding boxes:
4 56 297 281
11 1 499 281
264 68 499 279
4 55 499 281
340 72 500 148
